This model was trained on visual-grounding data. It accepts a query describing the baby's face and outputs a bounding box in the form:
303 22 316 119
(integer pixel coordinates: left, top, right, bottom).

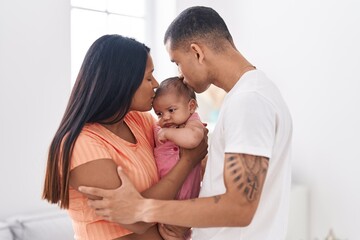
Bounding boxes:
153 93 192 128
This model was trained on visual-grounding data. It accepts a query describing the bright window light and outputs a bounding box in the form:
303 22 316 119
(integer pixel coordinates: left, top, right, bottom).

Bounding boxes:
70 0 146 85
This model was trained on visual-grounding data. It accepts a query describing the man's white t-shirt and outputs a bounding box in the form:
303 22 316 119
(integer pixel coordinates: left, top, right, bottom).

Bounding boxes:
192 70 292 240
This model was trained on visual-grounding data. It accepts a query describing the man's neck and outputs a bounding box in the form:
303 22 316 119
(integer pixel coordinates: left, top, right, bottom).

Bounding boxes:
214 51 255 92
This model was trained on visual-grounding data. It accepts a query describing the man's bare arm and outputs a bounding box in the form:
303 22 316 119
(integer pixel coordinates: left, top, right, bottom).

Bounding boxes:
143 153 269 227
79 153 268 227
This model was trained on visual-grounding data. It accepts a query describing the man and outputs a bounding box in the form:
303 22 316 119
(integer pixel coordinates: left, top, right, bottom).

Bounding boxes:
80 6 292 240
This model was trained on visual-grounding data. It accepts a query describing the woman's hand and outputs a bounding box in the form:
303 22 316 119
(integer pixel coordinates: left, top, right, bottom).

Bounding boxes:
179 127 208 167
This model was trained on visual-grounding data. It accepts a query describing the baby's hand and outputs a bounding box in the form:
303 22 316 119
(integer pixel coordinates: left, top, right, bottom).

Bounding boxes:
157 128 168 143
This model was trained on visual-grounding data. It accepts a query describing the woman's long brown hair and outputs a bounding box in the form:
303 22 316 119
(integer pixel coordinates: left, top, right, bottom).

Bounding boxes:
42 35 149 208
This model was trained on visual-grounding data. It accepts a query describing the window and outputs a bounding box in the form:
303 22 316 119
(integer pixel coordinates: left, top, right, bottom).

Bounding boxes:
70 0 147 85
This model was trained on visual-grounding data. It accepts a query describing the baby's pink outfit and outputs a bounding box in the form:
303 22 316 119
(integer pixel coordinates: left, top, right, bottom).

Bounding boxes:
154 113 202 200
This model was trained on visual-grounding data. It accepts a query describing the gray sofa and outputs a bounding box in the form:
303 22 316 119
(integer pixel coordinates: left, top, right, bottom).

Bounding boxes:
0 210 74 240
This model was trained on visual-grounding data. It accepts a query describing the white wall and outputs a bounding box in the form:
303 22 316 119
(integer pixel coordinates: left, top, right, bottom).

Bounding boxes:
176 0 360 239
148 0 177 82
0 0 70 217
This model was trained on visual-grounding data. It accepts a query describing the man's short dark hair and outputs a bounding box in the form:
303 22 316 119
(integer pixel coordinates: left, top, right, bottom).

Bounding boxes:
164 6 234 51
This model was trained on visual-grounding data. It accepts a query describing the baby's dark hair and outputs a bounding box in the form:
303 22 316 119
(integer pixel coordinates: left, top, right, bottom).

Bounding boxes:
155 77 196 102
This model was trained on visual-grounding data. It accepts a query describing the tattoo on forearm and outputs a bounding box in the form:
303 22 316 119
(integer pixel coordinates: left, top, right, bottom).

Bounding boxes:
226 154 268 202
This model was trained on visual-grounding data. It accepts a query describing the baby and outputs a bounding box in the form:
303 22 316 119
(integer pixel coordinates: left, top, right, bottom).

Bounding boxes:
152 76 205 200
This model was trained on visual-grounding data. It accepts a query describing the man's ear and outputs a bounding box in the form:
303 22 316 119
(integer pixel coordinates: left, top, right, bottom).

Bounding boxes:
188 99 198 113
190 43 204 64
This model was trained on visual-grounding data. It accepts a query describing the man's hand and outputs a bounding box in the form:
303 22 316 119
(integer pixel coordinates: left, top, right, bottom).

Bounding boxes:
78 167 145 224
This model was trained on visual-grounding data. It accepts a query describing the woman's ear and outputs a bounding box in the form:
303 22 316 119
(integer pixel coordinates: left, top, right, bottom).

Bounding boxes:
190 43 204 64
188 99 198 113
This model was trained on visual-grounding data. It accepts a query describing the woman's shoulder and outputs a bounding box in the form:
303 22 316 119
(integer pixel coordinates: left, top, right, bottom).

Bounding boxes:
127 110 154 119
75 123 113 146
80 123 104 138
126 111 156 146
126 111 155 127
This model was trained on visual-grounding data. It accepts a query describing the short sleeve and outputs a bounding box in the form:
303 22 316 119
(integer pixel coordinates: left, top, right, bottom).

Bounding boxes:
223 92 276 158
71 132 111 170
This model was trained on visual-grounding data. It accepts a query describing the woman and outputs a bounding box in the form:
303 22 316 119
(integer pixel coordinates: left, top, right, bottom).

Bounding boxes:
42 35 207 240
